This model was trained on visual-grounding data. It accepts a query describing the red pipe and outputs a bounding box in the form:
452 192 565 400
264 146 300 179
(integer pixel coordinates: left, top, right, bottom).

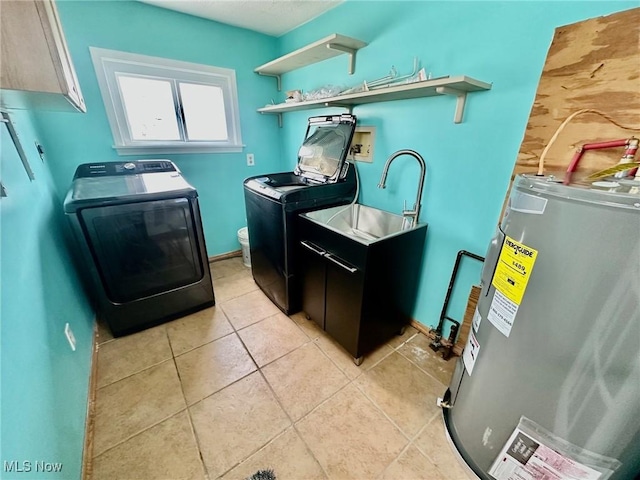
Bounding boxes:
563 138 633 185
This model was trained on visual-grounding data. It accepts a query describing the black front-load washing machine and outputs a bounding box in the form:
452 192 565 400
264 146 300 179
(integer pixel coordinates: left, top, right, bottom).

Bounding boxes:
64 160 215 336
244 114 357 314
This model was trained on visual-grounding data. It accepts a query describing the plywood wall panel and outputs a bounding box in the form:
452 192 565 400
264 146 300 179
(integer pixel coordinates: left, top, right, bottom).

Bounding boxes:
515 8 640 178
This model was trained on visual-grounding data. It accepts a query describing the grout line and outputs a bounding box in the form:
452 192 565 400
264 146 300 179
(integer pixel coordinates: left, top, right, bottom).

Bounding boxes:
394 342 454 390
217 283 264 308
170 322 212 480
255 345 310 426
290 378 353 426
216 426 294 479
376 440 415 480
231 325 347 479
210 366 302 476
92 352 189 459
314 333 395 381
217 296 279 332
214 276 260 303
180 329 263 409
91 262 453 479
290 422 332 480
92 406 189 460
231 311 315 370
351 360 449 477
187 367 291 478
350 381 423 478
257 365 295 424
232 325 263 368
185 366 258 409
288 381 356 480
96 336 116 346
184 401 212 480
352 379 413 443
232 310 280 333
165 321 178 359
95 337 173 390
412 410 447 465
255 336 316 370
171 329 236 360
390 331 419 350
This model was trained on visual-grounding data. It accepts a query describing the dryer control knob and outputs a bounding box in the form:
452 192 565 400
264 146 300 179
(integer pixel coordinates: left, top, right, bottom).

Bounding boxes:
123 162 136 170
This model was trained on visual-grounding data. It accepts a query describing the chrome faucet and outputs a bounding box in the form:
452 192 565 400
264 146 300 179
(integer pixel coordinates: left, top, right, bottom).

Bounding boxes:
377 149 426 227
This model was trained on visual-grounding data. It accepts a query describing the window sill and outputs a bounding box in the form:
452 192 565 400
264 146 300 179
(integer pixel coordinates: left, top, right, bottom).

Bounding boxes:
113 143 245 155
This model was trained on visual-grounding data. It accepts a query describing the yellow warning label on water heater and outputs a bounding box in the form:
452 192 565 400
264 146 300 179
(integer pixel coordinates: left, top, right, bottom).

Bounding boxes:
492 236 538 305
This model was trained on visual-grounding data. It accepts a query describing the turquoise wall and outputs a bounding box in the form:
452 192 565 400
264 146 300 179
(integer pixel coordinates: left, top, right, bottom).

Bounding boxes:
1 3 281 478
275 0 637 330
36 0 281 255
1 110 94 479
1 3 636 478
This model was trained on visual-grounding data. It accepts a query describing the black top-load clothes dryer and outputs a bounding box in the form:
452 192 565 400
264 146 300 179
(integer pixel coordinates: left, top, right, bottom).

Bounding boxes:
244 114 358 314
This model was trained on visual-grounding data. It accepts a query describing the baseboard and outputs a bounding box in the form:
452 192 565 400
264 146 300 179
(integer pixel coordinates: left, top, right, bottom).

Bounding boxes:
81 319 99 480
410 319 433 337
410 319 460 356
208 249 241 263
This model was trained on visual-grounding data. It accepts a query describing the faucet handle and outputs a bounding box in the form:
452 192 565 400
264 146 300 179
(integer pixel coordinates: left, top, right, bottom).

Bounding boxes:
402 199 412 216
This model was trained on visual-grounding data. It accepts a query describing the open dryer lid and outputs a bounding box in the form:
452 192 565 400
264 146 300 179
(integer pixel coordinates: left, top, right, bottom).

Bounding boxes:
295 114 357 183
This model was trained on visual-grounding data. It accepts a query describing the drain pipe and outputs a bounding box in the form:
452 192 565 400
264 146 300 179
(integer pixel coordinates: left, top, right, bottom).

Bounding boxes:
430 250 484 357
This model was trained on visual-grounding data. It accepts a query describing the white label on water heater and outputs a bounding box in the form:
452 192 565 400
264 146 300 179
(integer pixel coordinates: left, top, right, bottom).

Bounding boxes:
488 417 617 480
489 430 603 480
487 290 519 337
472 307 482 333
463 331 480 375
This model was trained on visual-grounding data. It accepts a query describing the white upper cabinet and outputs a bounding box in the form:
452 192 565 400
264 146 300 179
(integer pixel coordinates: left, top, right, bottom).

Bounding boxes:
0 0 86 113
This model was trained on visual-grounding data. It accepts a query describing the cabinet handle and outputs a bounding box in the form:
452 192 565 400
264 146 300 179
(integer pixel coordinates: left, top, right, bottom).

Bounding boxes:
300 240 326 256
325 253 358 273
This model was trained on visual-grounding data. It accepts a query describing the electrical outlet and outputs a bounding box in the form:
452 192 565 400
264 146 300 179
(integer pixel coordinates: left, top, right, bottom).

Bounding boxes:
35 141 45 162
246 153 255 166
64 323 76 351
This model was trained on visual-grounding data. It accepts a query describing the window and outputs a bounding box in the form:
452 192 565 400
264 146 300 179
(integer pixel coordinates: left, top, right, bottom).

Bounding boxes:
90 47 243 155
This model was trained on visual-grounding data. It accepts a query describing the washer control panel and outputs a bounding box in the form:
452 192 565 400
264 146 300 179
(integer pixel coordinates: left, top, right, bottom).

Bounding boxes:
73 160 178 178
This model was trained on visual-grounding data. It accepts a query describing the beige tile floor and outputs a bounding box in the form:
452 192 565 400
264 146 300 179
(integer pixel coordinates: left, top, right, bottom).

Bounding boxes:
91 257 471 480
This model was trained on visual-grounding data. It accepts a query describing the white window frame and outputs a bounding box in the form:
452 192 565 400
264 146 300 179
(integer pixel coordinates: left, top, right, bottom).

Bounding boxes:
90 47 243 155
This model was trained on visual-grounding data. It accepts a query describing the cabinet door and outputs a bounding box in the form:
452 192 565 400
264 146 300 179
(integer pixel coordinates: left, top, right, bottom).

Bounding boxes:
0 0 85 112
38 0 85 111
1 1 59 93
300 240 327 329
325 253 364 358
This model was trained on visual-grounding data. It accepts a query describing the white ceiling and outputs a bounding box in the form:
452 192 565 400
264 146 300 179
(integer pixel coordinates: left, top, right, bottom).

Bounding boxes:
139 0 344 37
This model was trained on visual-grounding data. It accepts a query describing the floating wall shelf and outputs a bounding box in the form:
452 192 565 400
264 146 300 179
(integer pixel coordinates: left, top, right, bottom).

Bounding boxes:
257 75 492 125
255 33 368 91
